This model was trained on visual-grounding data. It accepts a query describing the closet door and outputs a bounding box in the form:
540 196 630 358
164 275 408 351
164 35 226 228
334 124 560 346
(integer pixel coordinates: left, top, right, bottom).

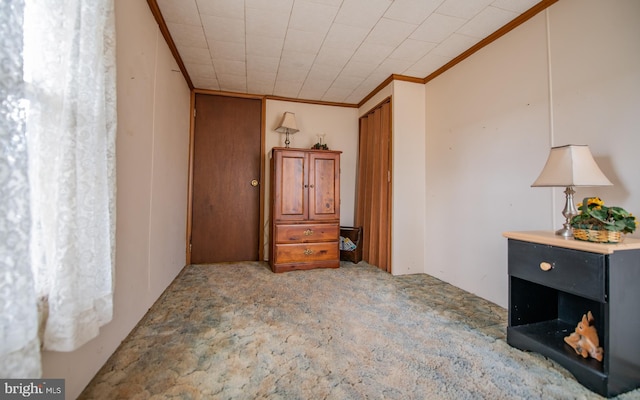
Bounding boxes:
191 94 262 263
356 98 391 272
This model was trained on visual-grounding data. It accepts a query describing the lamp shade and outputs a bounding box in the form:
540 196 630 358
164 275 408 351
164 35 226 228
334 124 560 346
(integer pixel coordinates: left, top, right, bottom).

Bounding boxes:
275 112 299 134
531 144 612 187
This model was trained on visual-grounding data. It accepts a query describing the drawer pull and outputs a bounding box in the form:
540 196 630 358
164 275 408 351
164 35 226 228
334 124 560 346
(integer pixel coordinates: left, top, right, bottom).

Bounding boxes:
540 262 553 271
303 229 314 236
304 249 314 255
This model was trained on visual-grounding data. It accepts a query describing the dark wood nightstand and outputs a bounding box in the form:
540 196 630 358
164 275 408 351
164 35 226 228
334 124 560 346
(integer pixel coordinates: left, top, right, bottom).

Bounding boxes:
503 231 640 397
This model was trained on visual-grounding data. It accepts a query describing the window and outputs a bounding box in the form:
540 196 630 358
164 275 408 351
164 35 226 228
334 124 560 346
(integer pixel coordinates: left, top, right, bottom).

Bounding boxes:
0 0 117 377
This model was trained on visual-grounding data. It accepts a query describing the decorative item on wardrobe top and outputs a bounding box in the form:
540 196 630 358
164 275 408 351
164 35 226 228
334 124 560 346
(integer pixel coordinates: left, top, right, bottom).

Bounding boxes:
531 144 612 237
312 133 329 150
275 112 299 148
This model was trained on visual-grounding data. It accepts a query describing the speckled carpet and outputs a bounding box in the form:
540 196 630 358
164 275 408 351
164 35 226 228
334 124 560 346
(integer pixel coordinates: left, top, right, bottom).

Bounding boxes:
79 262 639 399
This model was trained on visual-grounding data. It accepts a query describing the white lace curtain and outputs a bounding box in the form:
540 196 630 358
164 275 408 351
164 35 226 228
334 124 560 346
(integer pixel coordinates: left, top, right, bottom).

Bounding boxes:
0 0 42 378
1 0 116 377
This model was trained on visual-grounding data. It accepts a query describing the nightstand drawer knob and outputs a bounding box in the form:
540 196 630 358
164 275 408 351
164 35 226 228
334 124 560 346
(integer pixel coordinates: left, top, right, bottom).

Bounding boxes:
304 249 314 255
303 229 314 236
540 262 553 271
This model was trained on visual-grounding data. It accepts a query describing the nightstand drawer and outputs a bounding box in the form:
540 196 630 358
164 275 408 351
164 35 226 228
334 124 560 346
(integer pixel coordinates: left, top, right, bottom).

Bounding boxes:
273 242 339 264
508 240 606 301
274 223 339 243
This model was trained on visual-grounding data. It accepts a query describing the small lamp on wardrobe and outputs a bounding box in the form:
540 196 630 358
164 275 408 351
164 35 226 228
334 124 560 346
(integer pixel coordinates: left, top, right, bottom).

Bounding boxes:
531 144 612 237
275 112 299 148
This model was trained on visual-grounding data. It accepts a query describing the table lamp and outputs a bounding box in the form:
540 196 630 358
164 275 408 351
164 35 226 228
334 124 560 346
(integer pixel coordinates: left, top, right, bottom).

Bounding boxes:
532 144 612 237
275 112 299 148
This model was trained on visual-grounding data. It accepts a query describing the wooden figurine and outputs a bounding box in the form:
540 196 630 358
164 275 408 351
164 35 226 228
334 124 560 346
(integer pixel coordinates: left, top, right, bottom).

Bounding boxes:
564 311 604 362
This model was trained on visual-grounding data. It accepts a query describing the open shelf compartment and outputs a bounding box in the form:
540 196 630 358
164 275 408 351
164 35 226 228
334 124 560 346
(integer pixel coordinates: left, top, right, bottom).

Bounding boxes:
508 320 607 394
508 276 608 395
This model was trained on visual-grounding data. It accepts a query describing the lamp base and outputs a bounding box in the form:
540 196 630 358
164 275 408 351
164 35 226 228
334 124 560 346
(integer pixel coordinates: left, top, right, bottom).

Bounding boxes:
556 186 578 238
555 225 573 238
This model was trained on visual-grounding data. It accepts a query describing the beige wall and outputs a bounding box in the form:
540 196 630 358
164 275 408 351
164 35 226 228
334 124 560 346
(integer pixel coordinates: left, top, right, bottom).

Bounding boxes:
548 0 640 224
40 1 191 398
424 0 640 307
390 81 427 275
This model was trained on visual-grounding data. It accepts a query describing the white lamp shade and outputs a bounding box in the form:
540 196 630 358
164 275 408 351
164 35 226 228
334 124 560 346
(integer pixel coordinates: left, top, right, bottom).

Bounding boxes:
275 112 299 134
531 144 612 187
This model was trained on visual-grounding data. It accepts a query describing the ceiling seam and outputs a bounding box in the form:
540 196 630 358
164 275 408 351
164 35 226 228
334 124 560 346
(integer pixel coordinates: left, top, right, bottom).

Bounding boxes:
324 0 398 103
193 0 221 91
271 1 297 98
292 0 344 101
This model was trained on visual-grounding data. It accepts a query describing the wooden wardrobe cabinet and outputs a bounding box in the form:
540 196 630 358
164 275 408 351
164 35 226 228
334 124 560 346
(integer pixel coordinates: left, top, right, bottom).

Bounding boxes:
269 147 341 273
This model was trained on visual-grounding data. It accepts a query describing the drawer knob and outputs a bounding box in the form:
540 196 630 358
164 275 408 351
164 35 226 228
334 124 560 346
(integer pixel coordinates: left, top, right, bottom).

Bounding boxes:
303 229 314 236
540 262 553 271
304 249 314 255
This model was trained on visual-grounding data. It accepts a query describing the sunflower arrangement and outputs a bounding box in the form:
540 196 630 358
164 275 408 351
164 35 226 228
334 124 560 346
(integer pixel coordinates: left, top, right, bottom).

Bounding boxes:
570 197 637 242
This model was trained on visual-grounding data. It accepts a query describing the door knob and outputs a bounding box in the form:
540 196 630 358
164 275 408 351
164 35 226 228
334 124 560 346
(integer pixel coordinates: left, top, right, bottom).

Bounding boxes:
251 179 259 187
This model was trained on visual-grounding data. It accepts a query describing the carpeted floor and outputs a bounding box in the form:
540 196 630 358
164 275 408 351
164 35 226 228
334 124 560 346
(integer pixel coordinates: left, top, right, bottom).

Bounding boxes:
79 262 640 399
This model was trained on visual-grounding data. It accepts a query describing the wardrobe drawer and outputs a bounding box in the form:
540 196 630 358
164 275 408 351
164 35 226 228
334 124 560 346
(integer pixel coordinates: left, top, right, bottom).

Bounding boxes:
273 242 339 264
508 240 606 302
274 223 339 243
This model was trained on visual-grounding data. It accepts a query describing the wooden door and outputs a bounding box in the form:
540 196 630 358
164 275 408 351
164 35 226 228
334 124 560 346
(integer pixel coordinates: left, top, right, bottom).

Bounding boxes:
191 94 262 263
309 151 340 221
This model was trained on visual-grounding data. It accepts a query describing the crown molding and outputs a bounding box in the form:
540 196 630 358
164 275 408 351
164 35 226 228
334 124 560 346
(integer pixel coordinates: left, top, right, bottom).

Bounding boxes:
146 0 193 90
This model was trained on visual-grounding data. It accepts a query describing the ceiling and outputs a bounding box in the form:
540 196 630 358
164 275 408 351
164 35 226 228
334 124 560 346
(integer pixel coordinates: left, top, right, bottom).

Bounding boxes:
154 0 547 105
